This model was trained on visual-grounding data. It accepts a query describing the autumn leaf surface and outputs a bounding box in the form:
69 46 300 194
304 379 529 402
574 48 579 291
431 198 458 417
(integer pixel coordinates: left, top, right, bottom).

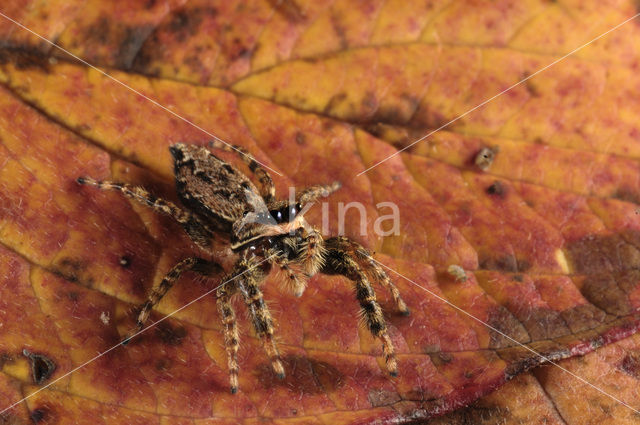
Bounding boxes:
1 1 640 424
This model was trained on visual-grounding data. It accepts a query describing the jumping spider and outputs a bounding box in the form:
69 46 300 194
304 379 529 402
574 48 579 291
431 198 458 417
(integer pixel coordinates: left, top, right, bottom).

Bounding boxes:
77 141 409 394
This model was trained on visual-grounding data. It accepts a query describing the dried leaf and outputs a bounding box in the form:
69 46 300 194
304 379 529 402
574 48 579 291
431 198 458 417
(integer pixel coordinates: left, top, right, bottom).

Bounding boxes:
1 1 640 424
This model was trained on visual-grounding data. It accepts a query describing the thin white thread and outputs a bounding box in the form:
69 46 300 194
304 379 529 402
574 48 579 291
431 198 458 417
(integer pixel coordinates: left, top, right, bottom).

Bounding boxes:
357 12 640 176
0 12 283 177
0 255 274 415
370 257 640 415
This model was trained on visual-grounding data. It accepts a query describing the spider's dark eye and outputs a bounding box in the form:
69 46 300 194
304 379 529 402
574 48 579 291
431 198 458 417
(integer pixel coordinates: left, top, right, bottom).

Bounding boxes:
268 208 284 223
290 203 302 218
269 203 301 224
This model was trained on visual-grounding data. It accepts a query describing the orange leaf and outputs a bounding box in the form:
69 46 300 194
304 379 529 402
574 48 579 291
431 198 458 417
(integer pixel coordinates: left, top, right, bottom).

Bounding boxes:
1 1 640 424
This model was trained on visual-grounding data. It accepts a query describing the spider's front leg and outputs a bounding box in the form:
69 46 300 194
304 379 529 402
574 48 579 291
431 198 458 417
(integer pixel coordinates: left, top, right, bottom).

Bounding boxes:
327 237 409 316
122 257 221 345
216 282 240 394
235 256 286 379
321 239 399 377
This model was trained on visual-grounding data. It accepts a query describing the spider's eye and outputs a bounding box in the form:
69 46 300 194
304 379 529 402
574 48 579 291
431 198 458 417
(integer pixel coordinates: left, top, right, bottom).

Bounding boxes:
269 204 301 224
269 208 284 223
290 203 303 219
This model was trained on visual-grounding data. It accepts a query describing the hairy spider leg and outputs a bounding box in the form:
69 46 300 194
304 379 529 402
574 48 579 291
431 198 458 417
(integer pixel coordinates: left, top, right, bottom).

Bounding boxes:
122 257 217 345
209 140 276 204
266 248 308 297
297 181 342 205
322 241 398 377
234 257 286 380
216 283 240 394
289 227 326 281
328 237 409 316
77 177 215 250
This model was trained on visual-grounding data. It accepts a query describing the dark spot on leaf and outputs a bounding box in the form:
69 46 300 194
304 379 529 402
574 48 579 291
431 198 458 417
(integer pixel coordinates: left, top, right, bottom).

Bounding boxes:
156 358 172 371
618 353 640 379
613 186 640 204
479 254 517 272
0 352 12 369
117 24 155 70
429 352 453 366
54 257 92 286
512 274 523 282
133 7 217 73
155 322 187 346
522 71 540 97
516 259 531 272
67 291 79 301
30 407 48 423
266 0 305 23
0 46 50 72
486 181 506 198
167 7 217 41
295 132 306 145
76 17 154 69
256 354 343 394
22 349 56 384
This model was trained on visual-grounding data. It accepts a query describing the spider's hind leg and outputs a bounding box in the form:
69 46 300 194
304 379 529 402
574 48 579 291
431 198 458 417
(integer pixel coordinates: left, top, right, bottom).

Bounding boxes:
321 242 399 376
326 237 409 316
77 177 215 249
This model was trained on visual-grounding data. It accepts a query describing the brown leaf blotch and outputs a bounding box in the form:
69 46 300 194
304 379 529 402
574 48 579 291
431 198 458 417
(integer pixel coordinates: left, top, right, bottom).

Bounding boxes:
486 306 530 349
155 322 188 346
485 181 506 198
561 304 607 333
256 354 343 394
618 353 640 379
22 349 56 384
0 47 50 72
54 257 91 286
566 232 640 274
580 273 633 316
29 407 48 424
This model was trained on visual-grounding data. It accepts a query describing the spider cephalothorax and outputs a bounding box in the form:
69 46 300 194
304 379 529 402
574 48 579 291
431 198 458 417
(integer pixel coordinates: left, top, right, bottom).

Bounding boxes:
78 141 409 394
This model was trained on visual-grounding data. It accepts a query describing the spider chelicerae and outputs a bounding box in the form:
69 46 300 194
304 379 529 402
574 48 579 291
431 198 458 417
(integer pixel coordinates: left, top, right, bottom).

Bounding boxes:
77 141 409 394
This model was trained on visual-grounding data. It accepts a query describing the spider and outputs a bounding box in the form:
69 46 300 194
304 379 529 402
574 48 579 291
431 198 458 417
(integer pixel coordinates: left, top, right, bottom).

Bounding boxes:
77 142 409 394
